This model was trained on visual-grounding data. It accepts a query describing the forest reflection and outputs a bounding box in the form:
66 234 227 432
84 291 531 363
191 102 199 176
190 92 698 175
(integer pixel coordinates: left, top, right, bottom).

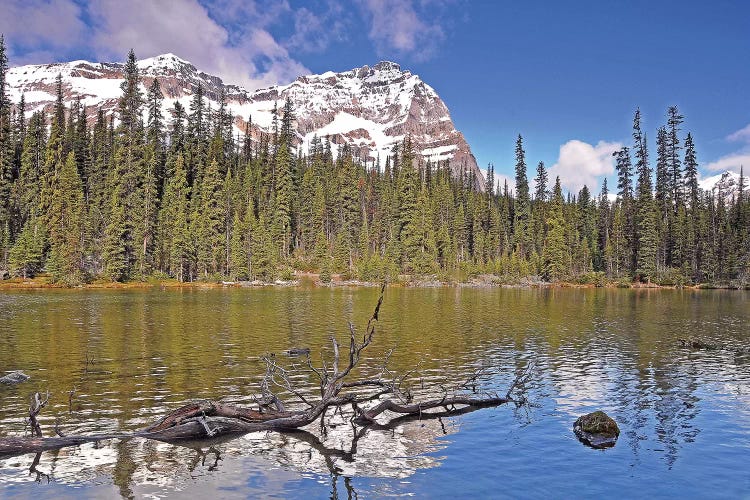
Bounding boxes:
0 287 748 497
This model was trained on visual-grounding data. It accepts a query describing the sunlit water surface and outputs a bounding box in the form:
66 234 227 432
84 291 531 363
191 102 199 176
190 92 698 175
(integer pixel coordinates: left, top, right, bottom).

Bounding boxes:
0 286 748 498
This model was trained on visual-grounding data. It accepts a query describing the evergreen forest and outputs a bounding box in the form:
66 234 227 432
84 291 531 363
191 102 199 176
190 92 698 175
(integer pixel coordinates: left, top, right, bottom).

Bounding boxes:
1 43 748 287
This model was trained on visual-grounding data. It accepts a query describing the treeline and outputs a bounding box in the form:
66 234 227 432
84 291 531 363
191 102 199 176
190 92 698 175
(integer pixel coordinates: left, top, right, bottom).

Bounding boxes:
0 43 748 286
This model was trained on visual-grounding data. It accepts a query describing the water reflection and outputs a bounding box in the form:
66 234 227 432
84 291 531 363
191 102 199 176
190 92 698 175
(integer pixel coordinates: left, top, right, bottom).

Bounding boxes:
0 288 749 497
0 413 457 498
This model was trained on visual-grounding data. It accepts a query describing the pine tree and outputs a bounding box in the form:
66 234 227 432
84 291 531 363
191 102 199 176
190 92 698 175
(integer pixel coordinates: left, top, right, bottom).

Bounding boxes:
513 135 531 255
194 159 225 278
633 108 652 200
596 179 611 273
119 50 143 135
655 126 670 213
543 177 569 280
0 35 14 265
666 105 684 208
9 216 44 278
683 132 699 209
159 154 192 281
229 209 249 280
17 112 46 222
251 212 276 281
636 198 659 282
102 49 145 281
272 140 293 259
534 160 548 202
396 138 422 271
46 152 86 284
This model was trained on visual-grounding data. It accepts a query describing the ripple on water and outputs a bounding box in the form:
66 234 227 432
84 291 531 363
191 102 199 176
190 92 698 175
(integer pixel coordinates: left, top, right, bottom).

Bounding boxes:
0 287 748 498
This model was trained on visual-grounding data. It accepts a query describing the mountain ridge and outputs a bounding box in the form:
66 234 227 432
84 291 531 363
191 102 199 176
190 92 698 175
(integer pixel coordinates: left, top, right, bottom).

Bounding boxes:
7 53 483 185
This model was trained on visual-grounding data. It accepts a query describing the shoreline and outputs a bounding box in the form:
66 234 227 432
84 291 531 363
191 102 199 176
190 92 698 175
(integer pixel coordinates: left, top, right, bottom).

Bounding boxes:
0 273 747 291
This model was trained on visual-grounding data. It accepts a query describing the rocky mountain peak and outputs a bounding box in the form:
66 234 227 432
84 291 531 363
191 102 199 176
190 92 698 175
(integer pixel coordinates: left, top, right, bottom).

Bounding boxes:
7 54 483 187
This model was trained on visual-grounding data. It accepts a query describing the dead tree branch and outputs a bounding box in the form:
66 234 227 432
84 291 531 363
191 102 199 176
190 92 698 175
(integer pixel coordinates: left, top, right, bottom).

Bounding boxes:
0 284 530 458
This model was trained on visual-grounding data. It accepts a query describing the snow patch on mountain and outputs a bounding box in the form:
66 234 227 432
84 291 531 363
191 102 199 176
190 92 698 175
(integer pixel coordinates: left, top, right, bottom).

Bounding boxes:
7 55 482 185
699 170 744 200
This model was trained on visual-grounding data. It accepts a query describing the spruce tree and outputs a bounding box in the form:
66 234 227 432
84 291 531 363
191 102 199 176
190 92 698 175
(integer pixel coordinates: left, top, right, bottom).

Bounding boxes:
534 160 548 202
543 177 569 280
636 199 659 282
683 132 699 209
103 49 145 281
272 141 293 259
666 106 684 208
194 159 225 278
513 135 531 255
9 216 44 278
0 35 14 265
46 152 86 284
159 154 192 281
633 109 652 200
396 138 421 271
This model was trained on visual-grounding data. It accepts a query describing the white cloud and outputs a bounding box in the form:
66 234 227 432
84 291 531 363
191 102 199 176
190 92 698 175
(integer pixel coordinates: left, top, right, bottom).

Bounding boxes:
286 3 348 53
704 152 750 174
548 140 622 193
2 0 459 87
699 123 750 175
87 0 308 90
0 0 86 63
494 173 516 195
1 0 326 91
727 123 750 143
481 168 515 194
357 0 450 62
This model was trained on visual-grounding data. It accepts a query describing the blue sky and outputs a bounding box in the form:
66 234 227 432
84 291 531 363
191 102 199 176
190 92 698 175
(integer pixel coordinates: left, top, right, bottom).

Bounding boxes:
2 0 749 192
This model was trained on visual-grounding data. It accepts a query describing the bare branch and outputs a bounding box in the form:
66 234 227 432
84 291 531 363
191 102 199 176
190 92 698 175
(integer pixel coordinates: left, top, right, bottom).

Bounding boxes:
0 284 532 458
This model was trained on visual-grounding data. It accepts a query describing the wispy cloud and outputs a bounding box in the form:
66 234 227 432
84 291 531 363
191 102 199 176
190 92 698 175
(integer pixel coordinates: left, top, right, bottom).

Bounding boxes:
2 0 461 87
286 2 348 53
548 140 622 193
87 0 308 90
0 0 342 90
705 123 750 173
727 123 750 143
0 0 87 63
357 0 457 62
705 153 750 173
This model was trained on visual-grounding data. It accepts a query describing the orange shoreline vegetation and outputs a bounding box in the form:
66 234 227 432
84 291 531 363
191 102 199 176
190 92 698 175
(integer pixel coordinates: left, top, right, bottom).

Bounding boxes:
0 274 743 290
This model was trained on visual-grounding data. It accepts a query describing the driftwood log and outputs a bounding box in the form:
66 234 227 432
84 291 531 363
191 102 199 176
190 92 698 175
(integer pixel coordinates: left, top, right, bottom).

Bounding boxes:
0 285 532 457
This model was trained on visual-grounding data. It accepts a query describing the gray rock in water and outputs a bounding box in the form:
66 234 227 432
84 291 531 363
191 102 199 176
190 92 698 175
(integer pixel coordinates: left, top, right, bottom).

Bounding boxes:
0 370 30 385
574 411 620 449
287 348 311 357
0 269 9 280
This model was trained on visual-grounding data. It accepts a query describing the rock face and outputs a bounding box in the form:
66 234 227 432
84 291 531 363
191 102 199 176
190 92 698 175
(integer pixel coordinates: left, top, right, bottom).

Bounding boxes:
7 55 483 187
573 410 620 448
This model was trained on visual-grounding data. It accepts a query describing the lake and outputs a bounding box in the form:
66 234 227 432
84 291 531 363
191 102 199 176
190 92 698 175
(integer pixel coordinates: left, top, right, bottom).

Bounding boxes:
0 286 749 498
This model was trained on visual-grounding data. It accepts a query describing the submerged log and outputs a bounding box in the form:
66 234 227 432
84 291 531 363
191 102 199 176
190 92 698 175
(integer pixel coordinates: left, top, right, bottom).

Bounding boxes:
0 285 533 457
679 338 720 350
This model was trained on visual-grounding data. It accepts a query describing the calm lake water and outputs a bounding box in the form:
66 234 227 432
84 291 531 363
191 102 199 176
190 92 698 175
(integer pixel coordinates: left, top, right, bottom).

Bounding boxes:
0 286 748 499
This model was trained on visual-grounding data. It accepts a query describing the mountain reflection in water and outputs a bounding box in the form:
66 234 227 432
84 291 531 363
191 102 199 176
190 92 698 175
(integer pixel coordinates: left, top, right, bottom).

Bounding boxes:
1 415 457 498
0 287 748 498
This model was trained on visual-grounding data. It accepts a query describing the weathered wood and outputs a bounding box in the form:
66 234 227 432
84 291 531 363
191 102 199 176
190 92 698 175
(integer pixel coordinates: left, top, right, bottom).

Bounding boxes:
0 285 530 458
353 396 511 425
0 434 130 457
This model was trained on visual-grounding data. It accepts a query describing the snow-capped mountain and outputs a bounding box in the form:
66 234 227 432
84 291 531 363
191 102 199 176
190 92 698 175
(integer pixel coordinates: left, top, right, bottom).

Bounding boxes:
6 54 482 184
699 170 745 201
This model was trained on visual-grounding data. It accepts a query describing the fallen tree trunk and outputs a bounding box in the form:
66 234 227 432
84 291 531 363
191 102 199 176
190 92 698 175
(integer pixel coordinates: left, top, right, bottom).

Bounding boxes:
0 285 532 458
